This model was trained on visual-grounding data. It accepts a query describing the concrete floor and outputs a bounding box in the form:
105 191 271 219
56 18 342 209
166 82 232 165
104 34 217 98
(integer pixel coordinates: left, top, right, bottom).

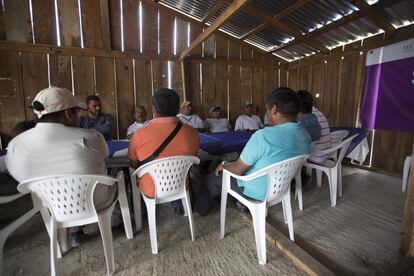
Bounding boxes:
3 203 304 275
268 167 405 275
3 166 405 275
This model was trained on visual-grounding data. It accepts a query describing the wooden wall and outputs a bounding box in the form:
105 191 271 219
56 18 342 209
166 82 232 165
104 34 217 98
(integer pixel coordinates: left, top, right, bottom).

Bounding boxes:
0 0 274 143
0 0 412 175
287 44 414 175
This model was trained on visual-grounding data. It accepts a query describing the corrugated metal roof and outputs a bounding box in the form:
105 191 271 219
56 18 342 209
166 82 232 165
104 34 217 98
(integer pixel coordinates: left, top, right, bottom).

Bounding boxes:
246 27 291 50
206 5 262 38
159 0 219 21
281 0 358 35
158 0 414 61
249 0 297 16
383 0 414 28
313 17 382 48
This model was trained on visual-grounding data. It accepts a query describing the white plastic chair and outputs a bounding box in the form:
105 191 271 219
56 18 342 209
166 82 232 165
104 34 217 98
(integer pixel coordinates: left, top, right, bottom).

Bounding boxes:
131 155 200 254
17 171 133 276
220 155 309 265
330 130 349 160
298 134 357 208
0 194 42 276
402 155 412 192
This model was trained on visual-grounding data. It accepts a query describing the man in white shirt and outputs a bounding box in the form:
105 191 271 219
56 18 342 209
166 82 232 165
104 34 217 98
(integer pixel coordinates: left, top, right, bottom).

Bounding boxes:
177 101 204 130
234 102 263 131
204 106 231 133
6 87 115 211
127 106 149 139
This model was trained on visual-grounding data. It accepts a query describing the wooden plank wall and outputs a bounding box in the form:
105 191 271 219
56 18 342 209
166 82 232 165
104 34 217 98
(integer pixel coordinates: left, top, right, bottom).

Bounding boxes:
288 52 414 175
1 0 409 176
1 0 237 143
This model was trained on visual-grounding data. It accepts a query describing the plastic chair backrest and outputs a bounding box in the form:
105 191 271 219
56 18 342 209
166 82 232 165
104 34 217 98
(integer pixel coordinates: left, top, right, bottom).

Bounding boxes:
335 134 357 165
133 156 200 199
17 175 116 224
330 130 349 147
265 155 309 203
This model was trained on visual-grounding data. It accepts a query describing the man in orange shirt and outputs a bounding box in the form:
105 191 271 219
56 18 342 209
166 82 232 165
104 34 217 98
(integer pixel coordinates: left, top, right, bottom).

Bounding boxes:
128 88 200 199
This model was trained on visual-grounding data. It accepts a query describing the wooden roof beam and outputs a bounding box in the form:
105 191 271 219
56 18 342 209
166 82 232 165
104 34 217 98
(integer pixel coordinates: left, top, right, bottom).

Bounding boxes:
272 0 399 53
350 0 396 33
179 0 249 61
142 0 284 63
243 5 329 54
201 0 227 24
241 0 310 40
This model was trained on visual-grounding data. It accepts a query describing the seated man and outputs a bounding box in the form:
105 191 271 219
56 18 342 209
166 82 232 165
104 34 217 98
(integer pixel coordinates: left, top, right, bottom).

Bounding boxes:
204 106 231 133
297 90 321 142
128 88 200 199
12 106 37 137
6 87 116 243
177 101 204 131
234 102 263 131
310 106 331 164
127 106 149 139
80 95 113 140
194 87 311 215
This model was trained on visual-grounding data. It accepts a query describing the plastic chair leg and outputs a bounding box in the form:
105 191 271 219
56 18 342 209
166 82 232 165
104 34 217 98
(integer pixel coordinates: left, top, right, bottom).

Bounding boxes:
38 205 62 259
183 192 195 241
50 220 57 276
116 174 133 239
337 165 343 197
295 172 303 211
97 205 116 276
402 156 411 192
131 183 142 232
182 198 188 217
316 170 323 187
145 198 158 254
220 176 230 239
0 233 5 276
329 169 337 207
283 195 294 241
281 200 287 223
251 206 267 265
305 167 312 176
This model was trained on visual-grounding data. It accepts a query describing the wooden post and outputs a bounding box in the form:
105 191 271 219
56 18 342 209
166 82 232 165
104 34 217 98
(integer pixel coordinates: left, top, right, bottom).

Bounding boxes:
400 140 414 256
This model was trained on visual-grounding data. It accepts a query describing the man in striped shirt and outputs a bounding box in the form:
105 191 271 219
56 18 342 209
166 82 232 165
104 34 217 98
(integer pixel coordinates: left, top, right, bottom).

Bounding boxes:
310 106 331 163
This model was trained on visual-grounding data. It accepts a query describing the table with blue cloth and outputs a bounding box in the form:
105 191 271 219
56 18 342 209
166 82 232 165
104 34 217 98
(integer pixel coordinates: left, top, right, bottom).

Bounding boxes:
106 127 369 166
330 126 369 164
106 131 253 167
107 132 253 158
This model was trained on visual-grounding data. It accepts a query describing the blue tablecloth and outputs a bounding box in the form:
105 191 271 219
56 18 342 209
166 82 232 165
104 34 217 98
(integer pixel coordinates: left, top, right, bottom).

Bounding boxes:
107 131 254 157
0 149 6 157
200 131 253 155
330 127 368 155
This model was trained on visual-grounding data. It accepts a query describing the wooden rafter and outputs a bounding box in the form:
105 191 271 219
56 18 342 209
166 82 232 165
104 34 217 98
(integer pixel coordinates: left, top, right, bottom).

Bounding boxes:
141 0 282 62
201 0 227 24
273 0 399 53
240 0 310 40
351 0 396 33
179 0 249 61
243 4 329 53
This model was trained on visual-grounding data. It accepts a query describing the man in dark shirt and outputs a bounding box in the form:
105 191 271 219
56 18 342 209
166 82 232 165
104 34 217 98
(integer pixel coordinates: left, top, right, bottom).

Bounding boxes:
80 95 114 140
12 106 37 137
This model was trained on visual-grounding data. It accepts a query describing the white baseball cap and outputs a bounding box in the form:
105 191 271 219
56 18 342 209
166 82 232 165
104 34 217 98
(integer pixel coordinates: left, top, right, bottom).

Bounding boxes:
32 86 87 118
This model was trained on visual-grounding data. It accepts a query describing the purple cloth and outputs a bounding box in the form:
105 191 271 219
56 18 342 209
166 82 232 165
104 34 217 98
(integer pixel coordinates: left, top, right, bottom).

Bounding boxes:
360 56 414 132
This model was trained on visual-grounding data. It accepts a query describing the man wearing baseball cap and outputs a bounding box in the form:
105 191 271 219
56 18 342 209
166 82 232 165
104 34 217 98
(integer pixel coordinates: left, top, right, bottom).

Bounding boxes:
234 102 263 131
6 86 115 215
204 106 231 133
177 100 204 131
